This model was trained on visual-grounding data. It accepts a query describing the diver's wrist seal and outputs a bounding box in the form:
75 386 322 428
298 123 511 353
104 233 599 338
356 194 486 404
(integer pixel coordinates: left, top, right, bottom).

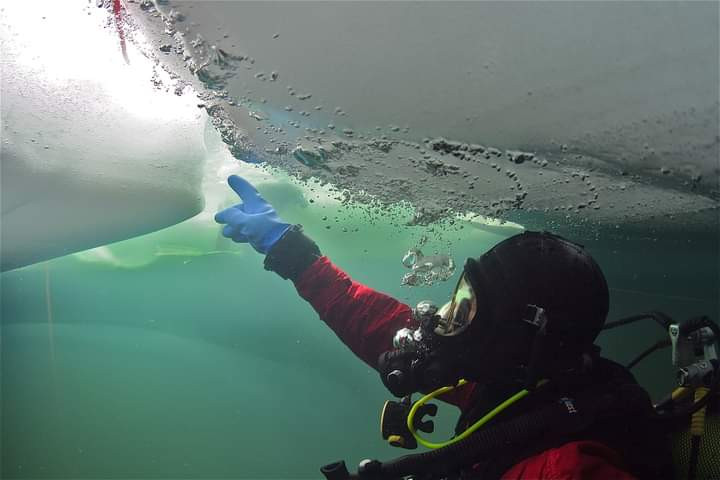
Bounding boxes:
264 224 321 281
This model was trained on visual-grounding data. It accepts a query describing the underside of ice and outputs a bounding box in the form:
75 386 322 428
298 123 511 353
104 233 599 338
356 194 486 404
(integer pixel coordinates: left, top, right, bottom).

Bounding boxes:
128 0 718 230
1 1 718 271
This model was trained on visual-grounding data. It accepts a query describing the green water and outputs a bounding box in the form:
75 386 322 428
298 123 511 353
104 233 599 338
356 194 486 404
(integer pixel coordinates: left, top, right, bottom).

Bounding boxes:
1 182 718 478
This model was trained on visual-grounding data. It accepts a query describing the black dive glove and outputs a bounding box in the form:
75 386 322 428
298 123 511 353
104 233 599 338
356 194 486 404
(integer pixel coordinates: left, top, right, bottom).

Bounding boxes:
264 224 321 281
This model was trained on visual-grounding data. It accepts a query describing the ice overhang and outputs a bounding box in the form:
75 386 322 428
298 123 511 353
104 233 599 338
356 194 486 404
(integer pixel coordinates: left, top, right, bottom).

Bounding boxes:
1 1 207 271
130 0 719 232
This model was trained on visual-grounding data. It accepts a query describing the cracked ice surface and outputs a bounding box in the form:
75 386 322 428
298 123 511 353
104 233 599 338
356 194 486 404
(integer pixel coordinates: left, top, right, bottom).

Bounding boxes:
129 0 718 235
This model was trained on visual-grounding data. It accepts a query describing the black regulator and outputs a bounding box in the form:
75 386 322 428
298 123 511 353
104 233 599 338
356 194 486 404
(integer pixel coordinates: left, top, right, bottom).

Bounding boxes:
377 301 464 398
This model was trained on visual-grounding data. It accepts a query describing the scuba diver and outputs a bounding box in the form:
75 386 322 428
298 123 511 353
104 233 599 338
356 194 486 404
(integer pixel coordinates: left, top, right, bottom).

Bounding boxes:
215 175 719 480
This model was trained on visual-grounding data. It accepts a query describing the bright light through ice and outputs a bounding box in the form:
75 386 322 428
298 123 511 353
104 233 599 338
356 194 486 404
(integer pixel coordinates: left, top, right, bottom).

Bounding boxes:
1 0 209 271
1 0 196 123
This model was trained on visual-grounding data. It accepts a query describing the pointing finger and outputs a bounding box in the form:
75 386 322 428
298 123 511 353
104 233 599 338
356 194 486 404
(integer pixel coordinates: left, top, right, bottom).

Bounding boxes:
227 175 265 208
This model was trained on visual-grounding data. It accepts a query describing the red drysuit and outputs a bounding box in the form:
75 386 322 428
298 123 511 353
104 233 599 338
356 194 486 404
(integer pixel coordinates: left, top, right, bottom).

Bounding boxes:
294 256 637 479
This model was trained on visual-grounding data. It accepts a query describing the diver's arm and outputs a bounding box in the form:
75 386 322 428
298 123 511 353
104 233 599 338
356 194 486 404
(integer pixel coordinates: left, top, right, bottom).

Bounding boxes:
264 227 478 408
214 175 412 370
264 225 414 370
215 175 475 406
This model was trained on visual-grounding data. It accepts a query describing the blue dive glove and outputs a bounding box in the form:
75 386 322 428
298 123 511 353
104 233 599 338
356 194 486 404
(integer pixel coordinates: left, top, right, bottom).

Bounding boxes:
214 175 291 254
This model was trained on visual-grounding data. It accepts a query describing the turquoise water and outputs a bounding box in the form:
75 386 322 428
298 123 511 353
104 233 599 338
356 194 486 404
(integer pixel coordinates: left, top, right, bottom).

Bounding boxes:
1 181 718 478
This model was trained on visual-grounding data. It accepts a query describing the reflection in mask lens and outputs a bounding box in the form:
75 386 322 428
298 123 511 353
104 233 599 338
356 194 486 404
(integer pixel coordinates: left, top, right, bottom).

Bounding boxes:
435 274 476 336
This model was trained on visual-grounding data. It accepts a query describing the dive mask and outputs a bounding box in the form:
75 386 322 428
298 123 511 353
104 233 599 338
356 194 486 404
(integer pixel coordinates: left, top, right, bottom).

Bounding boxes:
392 271 478 351
435 272 477 336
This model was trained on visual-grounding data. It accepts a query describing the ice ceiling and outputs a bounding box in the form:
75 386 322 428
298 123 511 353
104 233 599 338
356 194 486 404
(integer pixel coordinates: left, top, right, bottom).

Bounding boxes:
1 1 718 271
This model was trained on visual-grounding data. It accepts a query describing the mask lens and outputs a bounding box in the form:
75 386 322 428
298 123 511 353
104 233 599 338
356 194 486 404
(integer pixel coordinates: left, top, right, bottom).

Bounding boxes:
435 274 476 336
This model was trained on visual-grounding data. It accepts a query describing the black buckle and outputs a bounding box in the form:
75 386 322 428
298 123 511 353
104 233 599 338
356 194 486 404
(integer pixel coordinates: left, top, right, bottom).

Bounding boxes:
523 304 547 329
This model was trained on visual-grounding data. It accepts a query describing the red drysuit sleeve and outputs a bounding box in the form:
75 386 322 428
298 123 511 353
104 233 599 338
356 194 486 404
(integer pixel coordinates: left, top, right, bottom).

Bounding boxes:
501 441 637 480
294 256 413 369
293 256 477 409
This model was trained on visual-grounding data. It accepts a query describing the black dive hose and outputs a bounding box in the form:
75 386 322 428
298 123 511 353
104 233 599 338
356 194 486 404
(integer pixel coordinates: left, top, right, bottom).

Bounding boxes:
601 311 673 331
606 313 673 370
325 390 620 480
604 313 719 419
626 338 671 369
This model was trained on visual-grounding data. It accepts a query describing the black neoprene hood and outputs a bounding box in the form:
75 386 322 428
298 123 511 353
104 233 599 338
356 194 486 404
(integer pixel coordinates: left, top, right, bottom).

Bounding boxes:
455 231 610 381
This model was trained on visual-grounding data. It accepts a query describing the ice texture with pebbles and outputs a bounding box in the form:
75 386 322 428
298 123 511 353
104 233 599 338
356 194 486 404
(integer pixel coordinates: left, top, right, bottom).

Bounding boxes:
126 0 718 237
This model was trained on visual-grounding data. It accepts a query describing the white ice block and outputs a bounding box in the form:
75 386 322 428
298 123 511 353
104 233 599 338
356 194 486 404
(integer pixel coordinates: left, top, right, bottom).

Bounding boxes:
1 1 207 271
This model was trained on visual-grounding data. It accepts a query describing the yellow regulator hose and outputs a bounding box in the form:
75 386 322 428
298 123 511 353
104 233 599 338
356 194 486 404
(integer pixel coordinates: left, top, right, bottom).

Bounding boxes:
407 379 544 450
